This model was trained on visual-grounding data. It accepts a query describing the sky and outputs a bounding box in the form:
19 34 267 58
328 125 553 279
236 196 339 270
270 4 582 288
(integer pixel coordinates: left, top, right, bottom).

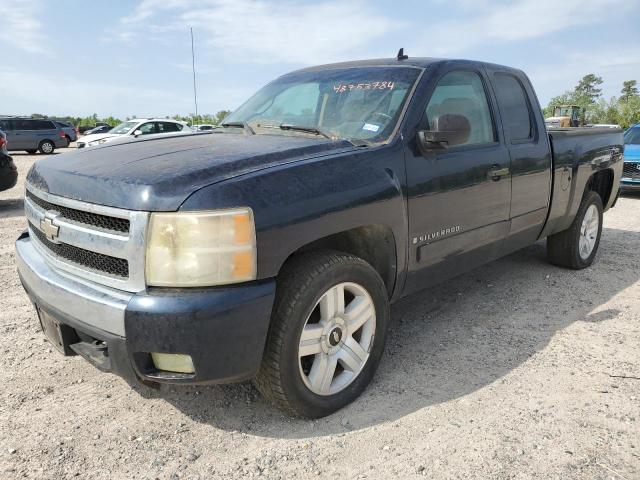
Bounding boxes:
1 0 639 119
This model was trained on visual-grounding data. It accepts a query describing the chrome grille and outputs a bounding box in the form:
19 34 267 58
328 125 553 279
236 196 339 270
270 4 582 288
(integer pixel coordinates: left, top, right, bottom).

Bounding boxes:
623 162 640 180
29 222 129 277
26 190 130 233
24 184 149 292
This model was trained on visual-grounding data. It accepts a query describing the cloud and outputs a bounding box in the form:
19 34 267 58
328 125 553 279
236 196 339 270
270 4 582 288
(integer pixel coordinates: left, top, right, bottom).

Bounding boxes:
527 46 640 103
0 0 46 53
111 0 403 64
419 0 630 55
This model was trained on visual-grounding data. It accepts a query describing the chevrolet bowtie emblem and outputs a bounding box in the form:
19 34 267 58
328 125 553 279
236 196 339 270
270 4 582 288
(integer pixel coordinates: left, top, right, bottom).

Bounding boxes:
40 214 60 241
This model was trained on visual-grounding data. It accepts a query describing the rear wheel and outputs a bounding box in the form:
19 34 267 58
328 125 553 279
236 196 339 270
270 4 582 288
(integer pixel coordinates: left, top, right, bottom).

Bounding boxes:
547 191 603 269
255 251 389 418
38 140 55 155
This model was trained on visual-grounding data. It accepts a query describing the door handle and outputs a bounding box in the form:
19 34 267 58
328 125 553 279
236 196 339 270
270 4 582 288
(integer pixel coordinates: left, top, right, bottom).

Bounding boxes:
488 166 509 181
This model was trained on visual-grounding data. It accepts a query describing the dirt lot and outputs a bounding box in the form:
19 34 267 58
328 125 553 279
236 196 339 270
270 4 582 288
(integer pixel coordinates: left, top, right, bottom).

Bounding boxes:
0 150 638 480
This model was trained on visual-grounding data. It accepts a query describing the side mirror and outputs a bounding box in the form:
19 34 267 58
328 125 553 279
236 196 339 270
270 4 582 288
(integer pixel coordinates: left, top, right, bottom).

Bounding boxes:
133 129 143 137
416 114 471 155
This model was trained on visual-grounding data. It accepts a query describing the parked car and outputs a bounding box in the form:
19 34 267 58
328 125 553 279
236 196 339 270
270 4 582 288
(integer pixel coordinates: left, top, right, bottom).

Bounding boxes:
0 117 67 154
53 121 78 145
78 124 112 135
0 130 18 192
621 123 640 191
192 124 216 131
76 119 189 148
78 125 95 135
83 125 112 136
589 124 621 129
16 56 623 418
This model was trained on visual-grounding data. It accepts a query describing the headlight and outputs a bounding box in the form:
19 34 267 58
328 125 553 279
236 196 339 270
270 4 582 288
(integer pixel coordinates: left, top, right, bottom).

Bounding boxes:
88 138 108 146
145 208 257 287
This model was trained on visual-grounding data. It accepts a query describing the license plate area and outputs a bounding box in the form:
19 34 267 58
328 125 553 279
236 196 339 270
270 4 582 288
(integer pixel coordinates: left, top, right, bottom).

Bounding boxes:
38 308 77 356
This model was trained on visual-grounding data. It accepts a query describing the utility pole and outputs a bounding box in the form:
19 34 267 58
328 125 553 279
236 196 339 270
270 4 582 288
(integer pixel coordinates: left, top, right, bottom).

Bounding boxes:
190 27 198 119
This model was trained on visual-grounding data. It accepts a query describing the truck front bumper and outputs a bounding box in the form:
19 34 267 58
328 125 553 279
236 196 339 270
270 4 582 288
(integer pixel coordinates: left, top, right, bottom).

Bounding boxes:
621 160 640 191
15 232 276 386
620 180 640 191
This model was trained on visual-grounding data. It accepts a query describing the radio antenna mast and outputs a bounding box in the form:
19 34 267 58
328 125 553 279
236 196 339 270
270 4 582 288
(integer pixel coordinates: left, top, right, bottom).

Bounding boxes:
190 27 199 118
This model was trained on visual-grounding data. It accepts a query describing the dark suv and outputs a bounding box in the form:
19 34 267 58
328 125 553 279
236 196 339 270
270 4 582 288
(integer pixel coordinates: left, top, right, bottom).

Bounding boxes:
0 129 18 191
0 118 67 154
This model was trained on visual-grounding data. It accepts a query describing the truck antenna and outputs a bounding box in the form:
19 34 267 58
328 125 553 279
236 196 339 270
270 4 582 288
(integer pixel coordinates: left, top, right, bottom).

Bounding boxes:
190 27 199 118
397 48 408 61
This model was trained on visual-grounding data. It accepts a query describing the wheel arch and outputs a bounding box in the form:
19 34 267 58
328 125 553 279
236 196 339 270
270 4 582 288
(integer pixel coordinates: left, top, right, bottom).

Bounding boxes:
586 168 614 210
277 225 398 298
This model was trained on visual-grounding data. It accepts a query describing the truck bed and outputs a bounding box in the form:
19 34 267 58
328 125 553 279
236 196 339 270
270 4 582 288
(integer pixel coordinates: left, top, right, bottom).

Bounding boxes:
540 127 624 239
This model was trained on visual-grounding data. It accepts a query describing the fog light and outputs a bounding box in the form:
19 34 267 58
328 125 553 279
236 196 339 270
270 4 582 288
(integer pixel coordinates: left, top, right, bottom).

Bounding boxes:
150 353 195 374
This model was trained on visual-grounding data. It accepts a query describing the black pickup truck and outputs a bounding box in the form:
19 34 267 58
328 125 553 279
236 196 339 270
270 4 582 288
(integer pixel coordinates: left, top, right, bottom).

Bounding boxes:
16 56 623 418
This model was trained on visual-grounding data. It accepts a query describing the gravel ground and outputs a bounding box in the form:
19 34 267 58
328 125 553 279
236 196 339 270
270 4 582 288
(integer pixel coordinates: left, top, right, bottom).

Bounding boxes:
0 150 638 480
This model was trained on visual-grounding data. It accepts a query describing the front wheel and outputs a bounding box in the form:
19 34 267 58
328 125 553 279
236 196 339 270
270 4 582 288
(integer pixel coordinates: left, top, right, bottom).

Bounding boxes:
255 251 389 418
38 140 55 154
547 190 603 269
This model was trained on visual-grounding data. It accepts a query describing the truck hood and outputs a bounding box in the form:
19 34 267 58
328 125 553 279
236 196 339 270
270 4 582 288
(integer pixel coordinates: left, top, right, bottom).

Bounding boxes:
27 133 355 211
624 143 640 160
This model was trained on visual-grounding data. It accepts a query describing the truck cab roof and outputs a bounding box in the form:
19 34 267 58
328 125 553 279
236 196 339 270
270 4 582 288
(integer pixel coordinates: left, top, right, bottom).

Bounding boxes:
291 57 526 76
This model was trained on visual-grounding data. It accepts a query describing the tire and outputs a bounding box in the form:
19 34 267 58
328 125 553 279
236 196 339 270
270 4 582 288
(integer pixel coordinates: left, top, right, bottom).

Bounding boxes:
547 190 603 269
38 140 55 155
255 251 389 418
26 150 37 155
64 136 71 147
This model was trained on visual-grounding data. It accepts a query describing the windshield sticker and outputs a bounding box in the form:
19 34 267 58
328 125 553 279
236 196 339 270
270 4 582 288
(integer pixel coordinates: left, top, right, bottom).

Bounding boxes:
332 81 395 93
362 123 380 132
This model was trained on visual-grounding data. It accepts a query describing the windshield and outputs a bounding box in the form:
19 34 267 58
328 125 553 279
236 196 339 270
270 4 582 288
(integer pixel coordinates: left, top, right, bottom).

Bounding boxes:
624 128 640 145
224 67 421 143
109 121 138 135
553 107 569 117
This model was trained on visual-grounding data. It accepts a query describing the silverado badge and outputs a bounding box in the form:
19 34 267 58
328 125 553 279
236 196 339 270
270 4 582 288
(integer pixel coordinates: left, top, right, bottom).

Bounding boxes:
413 225 461 245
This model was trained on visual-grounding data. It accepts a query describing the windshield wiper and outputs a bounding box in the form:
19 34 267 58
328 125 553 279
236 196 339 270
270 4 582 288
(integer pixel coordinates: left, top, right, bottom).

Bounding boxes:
257 123 370 148
221 121 255 135
279 124 332 140
279 124 369 147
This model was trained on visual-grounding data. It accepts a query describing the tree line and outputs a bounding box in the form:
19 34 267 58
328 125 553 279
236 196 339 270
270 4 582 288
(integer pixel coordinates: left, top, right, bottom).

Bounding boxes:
544 75 639 128
25 111 231 128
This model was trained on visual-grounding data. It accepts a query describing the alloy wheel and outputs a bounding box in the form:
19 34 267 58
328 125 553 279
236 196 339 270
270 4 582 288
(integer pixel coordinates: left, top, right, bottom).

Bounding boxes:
579 204 599 260
298 282 376 396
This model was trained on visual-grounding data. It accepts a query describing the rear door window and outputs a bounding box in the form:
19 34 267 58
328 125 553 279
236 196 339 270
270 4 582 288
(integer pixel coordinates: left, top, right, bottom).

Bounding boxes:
492 73 534 143
14 119 36 130
31 120 56 130
158 122 181 133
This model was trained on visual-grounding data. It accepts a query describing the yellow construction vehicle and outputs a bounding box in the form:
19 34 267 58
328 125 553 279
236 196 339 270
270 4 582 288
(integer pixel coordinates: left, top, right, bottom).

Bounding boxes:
545 105 584 128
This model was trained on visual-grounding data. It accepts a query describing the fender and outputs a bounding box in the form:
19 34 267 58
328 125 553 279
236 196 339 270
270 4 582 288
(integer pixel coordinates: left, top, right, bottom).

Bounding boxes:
180 139 408 297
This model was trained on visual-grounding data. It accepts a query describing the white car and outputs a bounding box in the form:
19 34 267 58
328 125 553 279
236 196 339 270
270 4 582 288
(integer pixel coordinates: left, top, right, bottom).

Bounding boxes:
77 119 189 148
